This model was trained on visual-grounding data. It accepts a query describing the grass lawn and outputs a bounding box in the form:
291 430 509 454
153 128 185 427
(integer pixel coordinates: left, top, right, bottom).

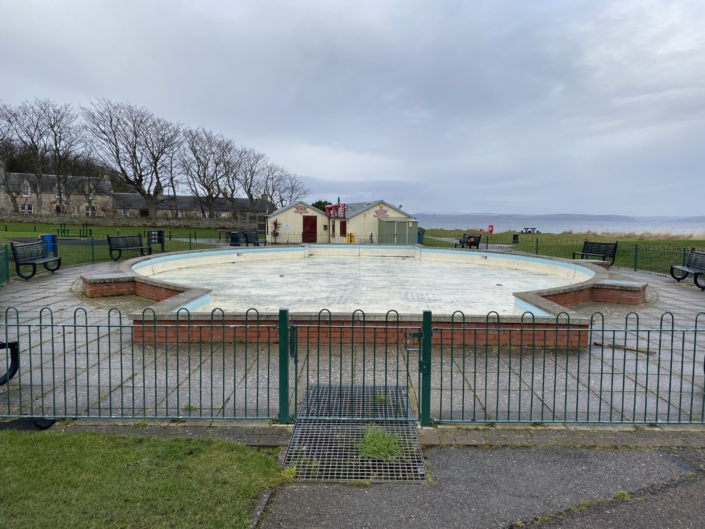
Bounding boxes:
0 431 284 529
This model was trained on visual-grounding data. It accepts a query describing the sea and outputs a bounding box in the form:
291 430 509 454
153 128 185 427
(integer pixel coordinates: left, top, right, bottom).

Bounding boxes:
413 214 705 236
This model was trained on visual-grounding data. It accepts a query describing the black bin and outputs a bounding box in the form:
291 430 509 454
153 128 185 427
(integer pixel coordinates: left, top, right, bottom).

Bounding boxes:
229 231 242 246
512 234 519 244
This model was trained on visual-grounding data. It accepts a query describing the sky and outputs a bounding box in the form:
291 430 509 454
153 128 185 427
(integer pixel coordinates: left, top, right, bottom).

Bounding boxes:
1 0 704 216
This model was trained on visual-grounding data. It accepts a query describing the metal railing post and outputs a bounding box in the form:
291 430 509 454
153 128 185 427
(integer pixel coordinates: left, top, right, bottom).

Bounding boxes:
633 244 638 271
90 236 95 263
278 308 290 424
420 310 432 426
535 238 539 255
189 233 192 251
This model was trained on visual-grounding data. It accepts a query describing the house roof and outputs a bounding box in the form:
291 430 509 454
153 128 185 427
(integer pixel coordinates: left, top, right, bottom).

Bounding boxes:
344 200 416 220
3 173 112 195
112 193 273 214
267 200 326 217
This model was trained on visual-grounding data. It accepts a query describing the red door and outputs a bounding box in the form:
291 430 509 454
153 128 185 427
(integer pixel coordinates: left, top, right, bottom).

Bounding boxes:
303 216 317 243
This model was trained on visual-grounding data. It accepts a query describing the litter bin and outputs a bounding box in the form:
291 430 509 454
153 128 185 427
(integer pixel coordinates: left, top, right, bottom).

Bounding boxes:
346 233 355 244
229 231 242 246
417 228 425 245
40 234 57 256
512 233 519 244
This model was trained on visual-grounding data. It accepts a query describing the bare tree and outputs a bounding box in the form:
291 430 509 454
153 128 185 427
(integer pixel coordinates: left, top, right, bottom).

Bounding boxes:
0 100 50 214
219 144 244 218
42 100 83 214
65 149 107 216
271 170 310 209
81 99 181 219
0 117 21 213
237 147 268 211
180 128 230 219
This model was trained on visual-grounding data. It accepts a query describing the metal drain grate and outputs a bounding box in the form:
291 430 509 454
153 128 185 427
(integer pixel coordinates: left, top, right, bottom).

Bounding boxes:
285 385 426 483
298 384 414 420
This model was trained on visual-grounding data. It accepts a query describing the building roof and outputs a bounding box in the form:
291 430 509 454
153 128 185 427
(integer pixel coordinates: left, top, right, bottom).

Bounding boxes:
267 200 326 217
112 193 273 214
3 172 112 195
344 200 416 220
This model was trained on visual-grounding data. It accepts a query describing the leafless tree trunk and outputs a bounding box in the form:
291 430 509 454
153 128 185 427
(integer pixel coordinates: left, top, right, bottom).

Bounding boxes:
237 147 268 211
81 99 181 219
180 128 230 219
42 100 83 215
0 100 50 214
0 132 20 213
65 150 105 216
219 143 244 218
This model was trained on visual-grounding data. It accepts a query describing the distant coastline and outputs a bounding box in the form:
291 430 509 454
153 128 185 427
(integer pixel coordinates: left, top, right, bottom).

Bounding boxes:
413 213 705 235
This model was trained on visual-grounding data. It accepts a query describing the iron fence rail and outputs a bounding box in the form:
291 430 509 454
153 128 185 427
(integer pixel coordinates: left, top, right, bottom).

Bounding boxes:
2 307 704 425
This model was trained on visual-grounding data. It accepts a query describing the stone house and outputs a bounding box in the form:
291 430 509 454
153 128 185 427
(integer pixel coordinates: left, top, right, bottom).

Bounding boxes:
0 172 112 216
112 194 272 230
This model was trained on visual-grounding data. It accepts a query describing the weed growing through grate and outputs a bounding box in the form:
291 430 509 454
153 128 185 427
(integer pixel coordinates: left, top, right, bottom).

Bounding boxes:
373 393 388 404
358 426 402 461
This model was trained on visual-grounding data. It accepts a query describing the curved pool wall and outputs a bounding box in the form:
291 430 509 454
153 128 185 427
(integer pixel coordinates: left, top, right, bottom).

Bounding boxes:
125 244 600 318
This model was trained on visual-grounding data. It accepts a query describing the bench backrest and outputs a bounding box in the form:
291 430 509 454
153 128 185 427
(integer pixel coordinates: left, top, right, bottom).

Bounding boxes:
245 232 259 243
11 241 46 262
582 240 618 256
464 234 481 246
107 234 143 249
687 248 705 270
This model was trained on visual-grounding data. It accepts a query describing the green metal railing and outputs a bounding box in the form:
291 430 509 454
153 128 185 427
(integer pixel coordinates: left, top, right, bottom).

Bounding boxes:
2 306 704 425
0 245 9 287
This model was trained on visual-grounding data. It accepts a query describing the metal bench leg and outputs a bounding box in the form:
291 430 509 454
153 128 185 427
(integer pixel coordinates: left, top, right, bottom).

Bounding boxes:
670 267 689 282
694 273 705 291
43 260 61 274
15 263 37 281
0 341 19 387
109 250 121 261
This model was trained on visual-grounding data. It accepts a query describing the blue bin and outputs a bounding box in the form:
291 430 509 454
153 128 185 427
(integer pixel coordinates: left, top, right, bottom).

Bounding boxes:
41 234 57 255
417 230 425 244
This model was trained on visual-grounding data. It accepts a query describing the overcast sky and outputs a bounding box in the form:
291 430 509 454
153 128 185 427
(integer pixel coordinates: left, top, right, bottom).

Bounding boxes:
1 0 703 215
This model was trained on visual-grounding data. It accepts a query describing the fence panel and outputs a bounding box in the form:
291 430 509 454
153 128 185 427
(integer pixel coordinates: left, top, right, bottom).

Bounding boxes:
0 245 9 286
288 311 423 421
431 315 705 424
0 310 278 419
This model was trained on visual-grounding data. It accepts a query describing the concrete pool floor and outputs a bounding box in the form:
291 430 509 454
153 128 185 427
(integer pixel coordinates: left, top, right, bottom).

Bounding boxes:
146 255 583 314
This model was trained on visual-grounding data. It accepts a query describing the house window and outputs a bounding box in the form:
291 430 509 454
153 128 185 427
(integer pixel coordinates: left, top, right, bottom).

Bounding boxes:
20 204 33 214
220 212 228 219
85 205 96 217
21 185 30 197
122 209 129 217
178 211 185 219
201 212 208 220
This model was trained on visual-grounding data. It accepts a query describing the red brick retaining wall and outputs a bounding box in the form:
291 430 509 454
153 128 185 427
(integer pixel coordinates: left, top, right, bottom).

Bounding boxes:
131 318 590 348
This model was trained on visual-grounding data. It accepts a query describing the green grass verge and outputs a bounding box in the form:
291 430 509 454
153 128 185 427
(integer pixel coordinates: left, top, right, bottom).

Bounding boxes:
358 426 402 461
422 229 705 276
0 431 283 529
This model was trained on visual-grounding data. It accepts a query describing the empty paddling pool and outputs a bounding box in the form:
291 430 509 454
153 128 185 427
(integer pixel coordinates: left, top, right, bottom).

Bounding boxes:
129 245 595 316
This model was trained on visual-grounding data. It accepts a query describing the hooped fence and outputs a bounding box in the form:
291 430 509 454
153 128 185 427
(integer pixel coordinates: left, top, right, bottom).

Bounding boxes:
2 307 704 426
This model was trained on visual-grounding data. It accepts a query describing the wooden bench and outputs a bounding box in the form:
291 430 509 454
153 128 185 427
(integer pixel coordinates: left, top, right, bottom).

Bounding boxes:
455 234 482 249
671 248 705 291
572 240 618 267
10 241 61 281
0 340 19 387
106 234 152 261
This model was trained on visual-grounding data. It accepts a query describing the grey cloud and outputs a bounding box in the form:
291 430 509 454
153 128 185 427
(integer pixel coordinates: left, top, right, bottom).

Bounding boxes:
0 0 703 215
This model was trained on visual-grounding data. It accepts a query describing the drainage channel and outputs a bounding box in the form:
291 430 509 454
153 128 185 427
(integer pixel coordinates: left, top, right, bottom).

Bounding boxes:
283 385 427 483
